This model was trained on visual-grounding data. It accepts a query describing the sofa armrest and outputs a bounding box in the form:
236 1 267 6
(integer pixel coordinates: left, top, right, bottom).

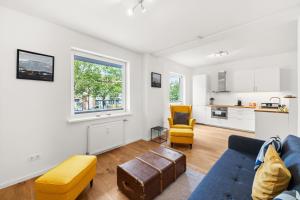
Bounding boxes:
228 135 264 155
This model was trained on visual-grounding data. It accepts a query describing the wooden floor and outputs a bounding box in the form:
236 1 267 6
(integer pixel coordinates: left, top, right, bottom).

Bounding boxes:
0 125 253 200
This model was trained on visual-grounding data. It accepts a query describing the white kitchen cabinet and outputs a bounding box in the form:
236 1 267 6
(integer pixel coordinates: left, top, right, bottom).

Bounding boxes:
232 70 255 92
192 75 207 105
201 107 255 131
208 73 218 92
228 108 255 131
254 68 280 92
193 106 205 124
231 68 292 93
255 112 290 140
193 106 210 124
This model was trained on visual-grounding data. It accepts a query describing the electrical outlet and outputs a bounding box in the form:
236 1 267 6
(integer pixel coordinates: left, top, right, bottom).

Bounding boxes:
28 154 41 162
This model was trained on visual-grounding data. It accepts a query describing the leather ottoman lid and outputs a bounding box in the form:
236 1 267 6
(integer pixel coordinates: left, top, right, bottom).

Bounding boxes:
118 159 160 185
136 152 173 172
151 146 185 162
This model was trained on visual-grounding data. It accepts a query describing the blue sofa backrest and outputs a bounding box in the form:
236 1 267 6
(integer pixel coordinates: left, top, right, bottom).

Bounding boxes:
281 135 300 192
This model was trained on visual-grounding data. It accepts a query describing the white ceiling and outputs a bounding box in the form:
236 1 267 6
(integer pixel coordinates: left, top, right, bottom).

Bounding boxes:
0 0 299 67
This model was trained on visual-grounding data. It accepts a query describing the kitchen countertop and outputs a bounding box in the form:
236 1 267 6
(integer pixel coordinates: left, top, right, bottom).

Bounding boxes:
208 104 289 113
208 104 256 109
254 108 288 114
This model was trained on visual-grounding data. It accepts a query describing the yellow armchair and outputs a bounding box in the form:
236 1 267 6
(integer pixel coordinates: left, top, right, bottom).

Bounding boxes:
168 105 196 130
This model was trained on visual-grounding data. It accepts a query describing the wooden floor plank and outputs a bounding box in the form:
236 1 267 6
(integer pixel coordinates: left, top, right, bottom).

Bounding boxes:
0 125 253 200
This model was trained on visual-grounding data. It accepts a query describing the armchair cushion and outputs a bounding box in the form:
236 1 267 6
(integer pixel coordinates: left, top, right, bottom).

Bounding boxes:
172 125 192 129
173 112 189 125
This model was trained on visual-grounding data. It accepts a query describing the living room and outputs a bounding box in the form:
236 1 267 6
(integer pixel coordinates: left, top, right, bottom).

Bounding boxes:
1 0 300 200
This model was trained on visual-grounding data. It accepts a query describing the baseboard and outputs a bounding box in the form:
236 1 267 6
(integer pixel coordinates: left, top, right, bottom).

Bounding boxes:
125 136 143 144
0 137 143 190
198 123 255 133
0 164 57 190
143 136 151 141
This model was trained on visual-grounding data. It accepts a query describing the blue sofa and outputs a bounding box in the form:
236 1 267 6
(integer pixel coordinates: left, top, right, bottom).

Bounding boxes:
188 135 300 200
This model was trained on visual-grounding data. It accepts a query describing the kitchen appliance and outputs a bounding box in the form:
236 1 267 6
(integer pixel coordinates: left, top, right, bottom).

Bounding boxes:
209 97 215 105
213 71 230 93
211 106 228 119
260 103 280 109
237 100 242 106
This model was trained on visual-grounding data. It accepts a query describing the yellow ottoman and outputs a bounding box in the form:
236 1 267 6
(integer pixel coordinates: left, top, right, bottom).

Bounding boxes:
35 155 97 200
169 128 194 149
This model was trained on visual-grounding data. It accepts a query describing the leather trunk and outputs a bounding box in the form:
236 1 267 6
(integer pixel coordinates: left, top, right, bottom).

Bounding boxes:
151 146 186 179
136 152 175 191
117 159 161 200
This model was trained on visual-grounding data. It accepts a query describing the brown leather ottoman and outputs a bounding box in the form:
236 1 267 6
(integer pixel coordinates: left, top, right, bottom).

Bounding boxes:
117 147 186 200
117 159 161 200
136 152 175 191
151 146 186 179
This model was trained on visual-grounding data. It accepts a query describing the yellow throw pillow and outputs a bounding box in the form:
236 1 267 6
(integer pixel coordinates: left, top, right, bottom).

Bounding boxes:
252 145 291 200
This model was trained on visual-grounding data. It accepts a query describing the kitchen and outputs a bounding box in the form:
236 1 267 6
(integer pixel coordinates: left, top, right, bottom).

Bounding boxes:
192 53 298 140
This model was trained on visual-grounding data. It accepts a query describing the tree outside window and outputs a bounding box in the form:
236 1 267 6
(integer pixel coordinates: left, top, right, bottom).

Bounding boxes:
169 73 184 104
73 54 125 114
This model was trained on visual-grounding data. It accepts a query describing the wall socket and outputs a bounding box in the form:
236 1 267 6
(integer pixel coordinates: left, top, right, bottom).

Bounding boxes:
28 154 40 162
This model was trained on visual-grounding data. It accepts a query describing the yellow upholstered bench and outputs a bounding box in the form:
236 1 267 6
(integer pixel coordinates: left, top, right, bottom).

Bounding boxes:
169 128 194 149
35 155 97 200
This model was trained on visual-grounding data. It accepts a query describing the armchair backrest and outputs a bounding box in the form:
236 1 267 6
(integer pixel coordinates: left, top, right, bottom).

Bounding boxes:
170 105 192 119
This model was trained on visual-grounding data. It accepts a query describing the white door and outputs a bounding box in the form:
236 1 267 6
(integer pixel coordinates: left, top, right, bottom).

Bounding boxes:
254 68 280 92
232 70 255 92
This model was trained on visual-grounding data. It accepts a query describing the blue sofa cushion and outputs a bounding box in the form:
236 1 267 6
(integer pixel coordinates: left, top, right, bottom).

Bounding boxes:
281 135 300 192
189 149 256 200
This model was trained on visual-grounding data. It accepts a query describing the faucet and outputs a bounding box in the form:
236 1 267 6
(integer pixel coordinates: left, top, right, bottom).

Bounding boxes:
269 97 281 105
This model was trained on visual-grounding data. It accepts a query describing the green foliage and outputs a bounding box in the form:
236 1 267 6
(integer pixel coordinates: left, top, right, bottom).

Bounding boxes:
169 81 180 102
74 60 122 109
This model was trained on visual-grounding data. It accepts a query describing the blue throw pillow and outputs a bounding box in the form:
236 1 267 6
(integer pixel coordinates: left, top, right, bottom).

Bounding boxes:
274 190 300 200
254 136 281 171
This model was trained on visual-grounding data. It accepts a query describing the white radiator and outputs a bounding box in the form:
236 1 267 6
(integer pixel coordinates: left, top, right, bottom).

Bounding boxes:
87 120 125 155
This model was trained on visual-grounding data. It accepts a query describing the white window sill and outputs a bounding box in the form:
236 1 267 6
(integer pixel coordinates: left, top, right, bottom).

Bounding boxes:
68 112 132 123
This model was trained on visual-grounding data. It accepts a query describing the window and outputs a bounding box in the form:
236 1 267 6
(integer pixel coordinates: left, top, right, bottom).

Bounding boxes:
71 49 127 116
169 73 184 104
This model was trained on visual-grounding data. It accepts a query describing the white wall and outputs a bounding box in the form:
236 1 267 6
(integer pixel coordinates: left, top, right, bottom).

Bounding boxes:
143 54 193 140
193 52 297 105
0 6 145 188
298 17 300 137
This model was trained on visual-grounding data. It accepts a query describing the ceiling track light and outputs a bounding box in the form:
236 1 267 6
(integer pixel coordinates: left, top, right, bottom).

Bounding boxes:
128 0 147 16
209 50 229 58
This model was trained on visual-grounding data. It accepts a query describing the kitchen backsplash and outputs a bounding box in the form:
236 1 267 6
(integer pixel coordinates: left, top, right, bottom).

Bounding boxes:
209 92 295 107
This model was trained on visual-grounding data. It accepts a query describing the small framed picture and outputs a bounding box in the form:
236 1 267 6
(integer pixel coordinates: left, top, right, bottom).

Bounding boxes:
151 72 161 88
17 49 55 81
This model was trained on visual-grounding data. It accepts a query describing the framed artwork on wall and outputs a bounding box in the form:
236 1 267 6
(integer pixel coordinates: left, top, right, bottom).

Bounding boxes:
16 49 55 82
151 72 161 88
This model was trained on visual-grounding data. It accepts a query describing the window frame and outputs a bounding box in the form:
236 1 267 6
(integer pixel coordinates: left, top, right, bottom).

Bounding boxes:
70 47 130 120
169 72 185 105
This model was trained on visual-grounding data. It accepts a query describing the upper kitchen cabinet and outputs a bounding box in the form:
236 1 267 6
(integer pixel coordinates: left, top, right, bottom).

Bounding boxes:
207 72 218 92
254 68 280 92
232 70 255 92
231 67 294 93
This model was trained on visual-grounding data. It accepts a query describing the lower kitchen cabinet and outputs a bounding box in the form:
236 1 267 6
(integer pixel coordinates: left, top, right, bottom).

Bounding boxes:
255 111 290 140
194 106 255 132
193 105 210 124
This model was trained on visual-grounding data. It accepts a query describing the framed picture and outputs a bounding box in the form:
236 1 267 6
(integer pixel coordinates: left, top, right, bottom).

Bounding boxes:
151 72 161 88
17 49 54 81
